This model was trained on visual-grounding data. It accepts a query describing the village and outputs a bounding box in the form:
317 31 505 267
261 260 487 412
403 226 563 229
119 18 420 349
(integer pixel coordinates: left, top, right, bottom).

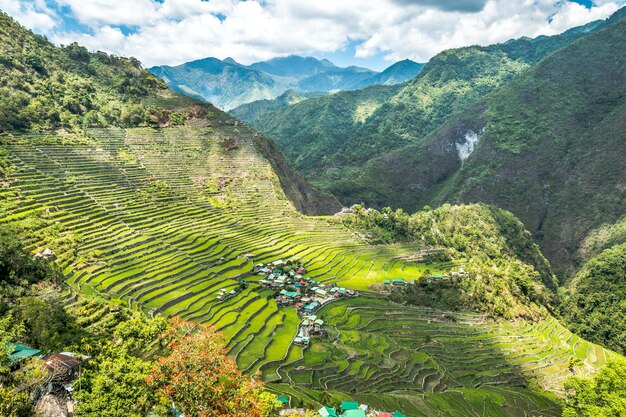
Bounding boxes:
254 259 357 347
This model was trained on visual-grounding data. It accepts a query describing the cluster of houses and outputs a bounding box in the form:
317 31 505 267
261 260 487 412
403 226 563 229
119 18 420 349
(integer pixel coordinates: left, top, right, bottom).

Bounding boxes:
216 287 239 301
254 260 357 348
278 399 406 417
294 314 325 347
383 268 466 287
255 260 357 315
32 248 55 260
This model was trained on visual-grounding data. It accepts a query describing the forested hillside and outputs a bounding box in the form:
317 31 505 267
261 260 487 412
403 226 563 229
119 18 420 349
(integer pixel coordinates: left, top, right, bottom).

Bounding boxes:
251 9 626 275
250 14 611 190
0 12 168 132
248 84 402 172
353 15 626 274
562 242 626 354
0 11 338 216
340 204 558 318
228 89 318 124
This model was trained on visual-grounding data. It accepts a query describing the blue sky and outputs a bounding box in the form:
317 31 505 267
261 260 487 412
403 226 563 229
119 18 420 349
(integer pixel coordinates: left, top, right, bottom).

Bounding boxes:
1 0 624 70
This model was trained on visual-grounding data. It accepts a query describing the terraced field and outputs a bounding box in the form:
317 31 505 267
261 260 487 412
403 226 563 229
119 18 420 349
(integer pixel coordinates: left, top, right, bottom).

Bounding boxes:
268 297 622 415
0 108 621 415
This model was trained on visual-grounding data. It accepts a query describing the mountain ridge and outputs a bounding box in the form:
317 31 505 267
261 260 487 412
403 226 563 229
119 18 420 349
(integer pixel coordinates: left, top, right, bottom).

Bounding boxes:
149 55 423 110
249 8 626 275
348 14 626 275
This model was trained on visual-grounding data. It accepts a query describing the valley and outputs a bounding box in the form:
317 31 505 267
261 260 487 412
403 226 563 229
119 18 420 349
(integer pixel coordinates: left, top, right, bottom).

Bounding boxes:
1 93 621 416
1 4 625 417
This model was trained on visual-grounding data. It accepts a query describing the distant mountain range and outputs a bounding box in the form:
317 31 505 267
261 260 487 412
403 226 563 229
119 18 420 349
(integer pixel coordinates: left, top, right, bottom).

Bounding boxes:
149 56 424 110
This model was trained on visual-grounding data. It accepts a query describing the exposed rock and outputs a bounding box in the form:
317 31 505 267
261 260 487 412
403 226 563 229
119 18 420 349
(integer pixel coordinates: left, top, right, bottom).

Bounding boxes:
35 394 70 417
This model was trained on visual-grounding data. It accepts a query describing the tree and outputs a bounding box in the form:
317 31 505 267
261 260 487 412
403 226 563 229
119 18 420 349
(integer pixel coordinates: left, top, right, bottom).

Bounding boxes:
0 313 25 377
0 388 33 417
563 361 626 417
146 318 280 417
74 354 157 417
16 294 74 351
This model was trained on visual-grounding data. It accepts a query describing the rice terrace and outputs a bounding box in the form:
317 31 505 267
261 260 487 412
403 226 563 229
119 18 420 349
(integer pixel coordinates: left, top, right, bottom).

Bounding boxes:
1 4 626 416
1 93 620 416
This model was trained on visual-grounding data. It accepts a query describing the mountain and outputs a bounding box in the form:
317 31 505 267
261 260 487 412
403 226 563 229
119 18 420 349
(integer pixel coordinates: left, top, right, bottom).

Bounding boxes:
353 59 425 88
251 38 563 182
346 13 626 275
150 55 422 111
149 57 286 110
250 9 626 274
249 55 337 78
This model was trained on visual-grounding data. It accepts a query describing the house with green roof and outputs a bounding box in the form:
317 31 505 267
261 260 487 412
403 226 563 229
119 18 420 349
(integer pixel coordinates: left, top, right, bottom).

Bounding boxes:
293 336 310 346
315 288 328 297
341 401 359 411
303 302 319 312
391 412 406 417
5 343 41 367
318 406 338 417
341 410 365 417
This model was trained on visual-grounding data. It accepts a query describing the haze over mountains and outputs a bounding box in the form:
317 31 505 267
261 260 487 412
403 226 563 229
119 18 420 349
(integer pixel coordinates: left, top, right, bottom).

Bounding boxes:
149 55 424 110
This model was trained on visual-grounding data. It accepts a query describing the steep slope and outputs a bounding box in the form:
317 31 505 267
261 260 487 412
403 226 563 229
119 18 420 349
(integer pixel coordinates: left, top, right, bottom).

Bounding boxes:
251 84 401 177
562 242 626 355
251 15 610 188
355 15 626 275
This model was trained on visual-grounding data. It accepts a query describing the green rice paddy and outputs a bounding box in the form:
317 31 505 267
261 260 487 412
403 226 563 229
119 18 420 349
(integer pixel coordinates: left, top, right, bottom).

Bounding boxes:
0 111 621 416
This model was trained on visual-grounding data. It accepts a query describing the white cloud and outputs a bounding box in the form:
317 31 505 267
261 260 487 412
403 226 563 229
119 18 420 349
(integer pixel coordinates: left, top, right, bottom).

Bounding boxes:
56 0 160 27
0 0 57 32
355 0 623 63
3 0 625 67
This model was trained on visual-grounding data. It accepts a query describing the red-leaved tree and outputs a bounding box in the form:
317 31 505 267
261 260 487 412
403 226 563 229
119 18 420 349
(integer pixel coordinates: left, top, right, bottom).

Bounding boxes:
146 318 279 417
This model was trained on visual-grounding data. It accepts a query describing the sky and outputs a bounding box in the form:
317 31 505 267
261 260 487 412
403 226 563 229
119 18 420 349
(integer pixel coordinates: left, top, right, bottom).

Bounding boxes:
0 0 624 71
